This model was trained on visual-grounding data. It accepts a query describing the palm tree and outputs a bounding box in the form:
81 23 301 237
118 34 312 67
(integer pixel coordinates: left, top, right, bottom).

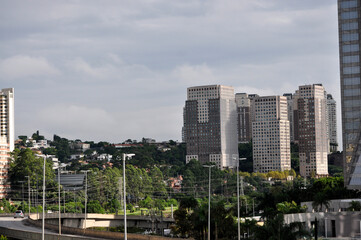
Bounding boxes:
312 192 330 212
254 213 310 240
348 200 361 211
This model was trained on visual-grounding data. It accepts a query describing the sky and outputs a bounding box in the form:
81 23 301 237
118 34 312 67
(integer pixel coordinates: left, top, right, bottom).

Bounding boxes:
0 0 341 145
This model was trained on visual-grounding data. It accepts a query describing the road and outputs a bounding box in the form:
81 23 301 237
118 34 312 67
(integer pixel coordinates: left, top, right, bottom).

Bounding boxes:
0 216 99 239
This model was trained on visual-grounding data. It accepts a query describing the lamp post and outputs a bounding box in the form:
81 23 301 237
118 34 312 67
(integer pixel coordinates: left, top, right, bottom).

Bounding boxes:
122 153 135 240
42 155 46 240
25 176 30 218
80 170 91 229
233 157 247 240
203 165 215 240
57 162 61 235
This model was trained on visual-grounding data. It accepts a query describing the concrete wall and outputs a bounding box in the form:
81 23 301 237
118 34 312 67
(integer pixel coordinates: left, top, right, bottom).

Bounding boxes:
27 218 182 240
284 212 361 238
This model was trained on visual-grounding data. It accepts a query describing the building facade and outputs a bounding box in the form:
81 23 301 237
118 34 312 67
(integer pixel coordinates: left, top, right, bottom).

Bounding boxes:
235 93 252 143
294 84 328 177
283 93 295 142
0 88 14 198
184 85 239 169
252 96 291 173
327 94 338 152
337 0 361 189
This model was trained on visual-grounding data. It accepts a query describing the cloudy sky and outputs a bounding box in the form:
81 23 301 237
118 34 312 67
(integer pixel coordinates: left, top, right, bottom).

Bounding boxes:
1 0 341 144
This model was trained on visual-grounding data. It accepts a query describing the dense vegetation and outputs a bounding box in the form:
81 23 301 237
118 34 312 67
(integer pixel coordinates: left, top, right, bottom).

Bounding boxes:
4 133 352 239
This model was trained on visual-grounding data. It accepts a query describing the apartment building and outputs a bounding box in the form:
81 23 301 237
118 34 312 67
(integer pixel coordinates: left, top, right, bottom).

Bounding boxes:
0 88 14 198
294 84 328 177
183 85 239 169
252 96 291 173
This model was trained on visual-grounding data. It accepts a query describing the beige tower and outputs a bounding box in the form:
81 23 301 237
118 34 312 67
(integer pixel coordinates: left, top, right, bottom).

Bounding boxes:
252 96 291 173
294 84 328 177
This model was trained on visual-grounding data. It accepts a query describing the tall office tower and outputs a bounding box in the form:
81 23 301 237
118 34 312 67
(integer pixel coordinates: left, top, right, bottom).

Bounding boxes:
327 94 338 152
294 84 328 177
184 85 239 169
337 0 361 188
235 93 252 143
283 93 295 142
0 88 14 198
252 96 291 173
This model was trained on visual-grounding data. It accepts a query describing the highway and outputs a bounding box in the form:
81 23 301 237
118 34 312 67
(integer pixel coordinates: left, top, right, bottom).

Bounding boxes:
0 216 99 239
0 216 54 234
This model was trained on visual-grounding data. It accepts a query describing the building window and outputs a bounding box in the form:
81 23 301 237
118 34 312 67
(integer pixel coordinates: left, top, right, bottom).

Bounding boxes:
343 66 360 74
342 33 359 41
340 0 357 8
341 11 358 20
342 44 359 52
343 55 360 63
342 21 359 30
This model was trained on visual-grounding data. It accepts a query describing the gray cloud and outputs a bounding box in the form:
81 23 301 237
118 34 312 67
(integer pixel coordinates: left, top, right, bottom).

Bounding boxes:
0 0 341 145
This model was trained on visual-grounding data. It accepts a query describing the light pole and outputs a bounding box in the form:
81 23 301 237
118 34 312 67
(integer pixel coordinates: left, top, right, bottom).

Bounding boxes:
122 153 135 240
25 176 30 218
80 170 91 229
233 157 247 240
42 155 46 240
57 162 61 235
203 165 215 240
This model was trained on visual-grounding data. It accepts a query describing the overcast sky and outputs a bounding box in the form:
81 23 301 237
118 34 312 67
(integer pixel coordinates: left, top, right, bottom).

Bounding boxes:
0 0 341 145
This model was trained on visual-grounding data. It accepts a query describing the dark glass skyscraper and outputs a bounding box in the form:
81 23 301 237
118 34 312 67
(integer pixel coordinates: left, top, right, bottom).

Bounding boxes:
338 0 361 188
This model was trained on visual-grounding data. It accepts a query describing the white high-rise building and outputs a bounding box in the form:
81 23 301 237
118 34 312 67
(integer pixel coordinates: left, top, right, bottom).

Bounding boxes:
183 85 239 169
0 88 14 198
294 84 328 177
252 96 291 173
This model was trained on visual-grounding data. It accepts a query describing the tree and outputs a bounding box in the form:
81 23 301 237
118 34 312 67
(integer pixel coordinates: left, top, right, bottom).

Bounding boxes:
348 201 361 211
10 149 55 189
254 213 309 240
312 192 330 212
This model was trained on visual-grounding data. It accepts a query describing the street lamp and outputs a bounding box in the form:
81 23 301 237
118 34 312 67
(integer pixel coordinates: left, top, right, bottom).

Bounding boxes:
233 156 247 240
203 164 215 240
57 162 61 235
42 155 46 240
25 176 30 218
80 170 91 229
122 153 135 240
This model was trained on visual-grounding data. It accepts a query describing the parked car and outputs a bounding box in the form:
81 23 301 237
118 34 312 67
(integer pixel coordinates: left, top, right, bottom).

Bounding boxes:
14 210 24 218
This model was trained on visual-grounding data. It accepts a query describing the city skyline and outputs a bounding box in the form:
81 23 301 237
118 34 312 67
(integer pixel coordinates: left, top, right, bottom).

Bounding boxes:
1 1 341 144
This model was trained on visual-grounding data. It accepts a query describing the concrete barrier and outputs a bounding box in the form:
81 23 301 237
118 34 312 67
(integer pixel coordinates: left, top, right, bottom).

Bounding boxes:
27 218 183 240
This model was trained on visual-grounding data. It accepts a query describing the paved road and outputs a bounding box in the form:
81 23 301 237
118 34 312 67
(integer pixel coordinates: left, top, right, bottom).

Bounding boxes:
0 216 100 239
0 216 55 234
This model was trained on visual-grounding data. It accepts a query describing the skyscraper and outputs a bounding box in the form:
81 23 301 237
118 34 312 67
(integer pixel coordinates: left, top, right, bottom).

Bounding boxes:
337 0 361 188
183 85 239 169
235 93 252 143
252 96 291 173
327 94 338 152
294 84 328 177
0 88 14 198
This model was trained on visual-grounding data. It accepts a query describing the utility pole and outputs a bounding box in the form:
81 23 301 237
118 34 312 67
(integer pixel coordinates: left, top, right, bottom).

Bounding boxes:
203 165 215 240
58 164 61 235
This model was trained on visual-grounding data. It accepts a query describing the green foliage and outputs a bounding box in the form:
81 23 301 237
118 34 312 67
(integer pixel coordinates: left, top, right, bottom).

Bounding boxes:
139 196 154 209
32 130 45 141
10 148 56 190
0 235 8 240
87 200 105 214
254 213 309 240
51 135 71 161
348 200 361 211
238 141 253 172
276 201 307 214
